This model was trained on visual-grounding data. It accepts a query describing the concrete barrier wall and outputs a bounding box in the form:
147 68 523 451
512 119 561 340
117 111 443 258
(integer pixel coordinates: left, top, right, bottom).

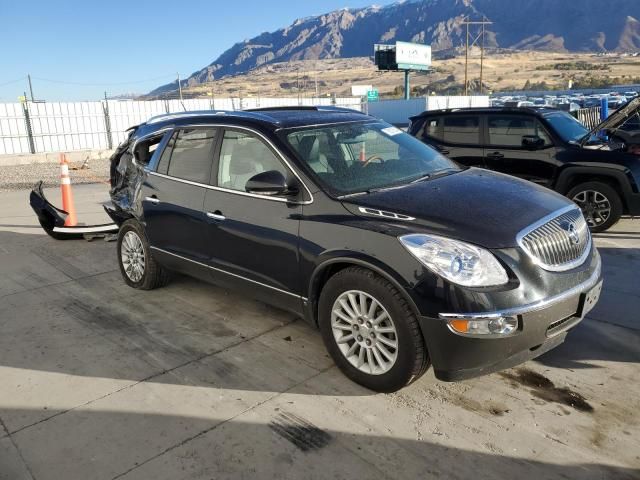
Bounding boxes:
0 97 362 156
366 96 490 126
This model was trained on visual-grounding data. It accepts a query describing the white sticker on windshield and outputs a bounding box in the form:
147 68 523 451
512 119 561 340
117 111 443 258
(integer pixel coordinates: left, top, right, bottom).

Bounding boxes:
382 126 403 136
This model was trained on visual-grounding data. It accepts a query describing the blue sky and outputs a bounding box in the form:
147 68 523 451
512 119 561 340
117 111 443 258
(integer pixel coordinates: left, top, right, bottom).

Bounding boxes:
0 0 396 101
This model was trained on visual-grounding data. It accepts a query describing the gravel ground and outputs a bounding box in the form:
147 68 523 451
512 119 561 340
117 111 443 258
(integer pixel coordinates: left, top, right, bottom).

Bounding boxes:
0 157 111 193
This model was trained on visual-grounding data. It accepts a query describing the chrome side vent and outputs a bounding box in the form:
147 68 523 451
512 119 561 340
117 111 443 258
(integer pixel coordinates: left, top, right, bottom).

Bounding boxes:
517 207 591 272
357 207 415 221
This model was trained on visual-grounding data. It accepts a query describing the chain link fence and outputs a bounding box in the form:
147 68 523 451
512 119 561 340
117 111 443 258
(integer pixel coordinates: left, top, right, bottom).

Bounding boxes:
0 96 364 155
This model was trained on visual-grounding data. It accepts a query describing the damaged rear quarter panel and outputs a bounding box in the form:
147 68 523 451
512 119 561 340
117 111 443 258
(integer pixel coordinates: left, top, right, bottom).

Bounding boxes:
108 127 171 225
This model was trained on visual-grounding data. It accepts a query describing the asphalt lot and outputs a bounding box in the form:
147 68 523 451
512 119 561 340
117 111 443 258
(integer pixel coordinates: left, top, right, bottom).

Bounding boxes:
0 183 638 480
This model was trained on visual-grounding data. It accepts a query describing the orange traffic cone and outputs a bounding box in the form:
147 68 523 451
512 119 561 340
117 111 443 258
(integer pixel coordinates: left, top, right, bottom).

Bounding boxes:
359 142 366 162
59 153 78 227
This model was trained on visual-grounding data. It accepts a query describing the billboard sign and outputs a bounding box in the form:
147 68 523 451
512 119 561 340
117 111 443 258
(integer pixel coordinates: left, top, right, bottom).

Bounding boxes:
352 85 374 96
395 41 431 71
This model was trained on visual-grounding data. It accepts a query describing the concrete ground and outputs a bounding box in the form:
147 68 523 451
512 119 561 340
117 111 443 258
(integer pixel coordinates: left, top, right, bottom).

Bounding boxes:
0 183 638 480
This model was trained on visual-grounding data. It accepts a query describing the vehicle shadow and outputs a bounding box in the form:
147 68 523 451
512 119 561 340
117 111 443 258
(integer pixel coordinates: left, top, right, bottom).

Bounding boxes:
1 407 638 480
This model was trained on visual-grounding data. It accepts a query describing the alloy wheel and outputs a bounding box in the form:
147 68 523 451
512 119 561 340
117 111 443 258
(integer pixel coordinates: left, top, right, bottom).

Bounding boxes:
331 290 398 375
121 231 146 282
572 190 611 228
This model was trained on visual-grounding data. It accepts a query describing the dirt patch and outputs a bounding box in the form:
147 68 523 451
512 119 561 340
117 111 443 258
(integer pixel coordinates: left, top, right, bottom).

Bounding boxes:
269 411 332 452
500 368 594 413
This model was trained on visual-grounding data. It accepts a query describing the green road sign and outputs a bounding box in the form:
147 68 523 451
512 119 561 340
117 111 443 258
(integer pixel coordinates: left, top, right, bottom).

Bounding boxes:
367 89 379 102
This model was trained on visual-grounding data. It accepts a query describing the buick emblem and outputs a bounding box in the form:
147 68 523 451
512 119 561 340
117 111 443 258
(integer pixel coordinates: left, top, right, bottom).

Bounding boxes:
561 221 580 245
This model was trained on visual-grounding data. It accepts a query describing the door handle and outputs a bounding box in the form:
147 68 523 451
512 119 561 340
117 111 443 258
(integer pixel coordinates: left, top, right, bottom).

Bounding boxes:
437 148 450 155
144 196 160 204
206 211 226 221
487 152 504 159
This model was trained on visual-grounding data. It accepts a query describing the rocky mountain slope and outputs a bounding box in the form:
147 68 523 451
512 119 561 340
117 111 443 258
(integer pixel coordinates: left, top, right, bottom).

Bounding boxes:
151 0 640 95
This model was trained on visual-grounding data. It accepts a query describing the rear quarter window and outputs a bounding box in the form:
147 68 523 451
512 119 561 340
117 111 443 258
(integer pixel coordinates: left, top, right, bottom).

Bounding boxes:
442 115 480 145
415 117 443 141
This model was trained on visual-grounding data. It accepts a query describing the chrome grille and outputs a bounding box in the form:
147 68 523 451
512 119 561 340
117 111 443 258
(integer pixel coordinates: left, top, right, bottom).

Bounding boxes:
517 207 591 272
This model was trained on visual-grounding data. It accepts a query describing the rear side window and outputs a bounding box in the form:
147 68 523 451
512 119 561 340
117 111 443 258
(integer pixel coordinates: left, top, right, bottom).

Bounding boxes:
442 115 480 144
488 116 551 147
166 128 218 183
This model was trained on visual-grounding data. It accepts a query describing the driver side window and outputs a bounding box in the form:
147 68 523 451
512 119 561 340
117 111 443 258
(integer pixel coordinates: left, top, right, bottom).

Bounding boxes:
217 130 287 192
487 115 552 147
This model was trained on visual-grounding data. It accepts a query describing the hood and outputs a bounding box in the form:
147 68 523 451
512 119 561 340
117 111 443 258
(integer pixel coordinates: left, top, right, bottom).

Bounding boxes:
581 96 640 146
341 169 572 249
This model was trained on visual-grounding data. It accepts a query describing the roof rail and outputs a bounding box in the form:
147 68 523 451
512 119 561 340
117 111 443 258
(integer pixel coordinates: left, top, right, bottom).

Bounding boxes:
246 106 319 112
145 109 280 125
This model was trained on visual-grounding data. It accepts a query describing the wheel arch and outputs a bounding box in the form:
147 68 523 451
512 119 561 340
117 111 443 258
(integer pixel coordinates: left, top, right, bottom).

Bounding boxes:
554 166 632 212
306 254 421 327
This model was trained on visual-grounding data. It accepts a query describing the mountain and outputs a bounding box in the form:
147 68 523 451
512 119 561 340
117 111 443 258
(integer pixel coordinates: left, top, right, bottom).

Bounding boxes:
150 0 640 95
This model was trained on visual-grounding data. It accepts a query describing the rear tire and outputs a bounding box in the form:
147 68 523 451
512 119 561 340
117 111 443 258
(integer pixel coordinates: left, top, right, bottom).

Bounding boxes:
567 181 622 233
318 266 429 392
117 219 171 290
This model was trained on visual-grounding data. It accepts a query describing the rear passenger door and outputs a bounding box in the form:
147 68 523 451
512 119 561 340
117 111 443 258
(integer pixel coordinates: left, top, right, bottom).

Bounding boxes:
143 127 218 264
483 114 557 186
414 115 484 167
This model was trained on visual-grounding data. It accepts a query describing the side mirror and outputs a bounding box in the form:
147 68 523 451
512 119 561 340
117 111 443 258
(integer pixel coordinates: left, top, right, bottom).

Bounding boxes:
245 170 294 196
522 135 545 150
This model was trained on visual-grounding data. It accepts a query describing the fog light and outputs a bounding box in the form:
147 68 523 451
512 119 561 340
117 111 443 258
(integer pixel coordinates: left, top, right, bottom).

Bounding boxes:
448 316 518 336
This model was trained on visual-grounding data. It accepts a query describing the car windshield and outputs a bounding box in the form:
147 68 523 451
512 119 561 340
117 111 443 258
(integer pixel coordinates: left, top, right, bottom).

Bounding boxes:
544 112 592 143
284 121 458 196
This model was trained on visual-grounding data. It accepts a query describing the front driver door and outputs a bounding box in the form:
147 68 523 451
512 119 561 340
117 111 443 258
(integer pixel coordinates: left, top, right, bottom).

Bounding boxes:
203 127 305 314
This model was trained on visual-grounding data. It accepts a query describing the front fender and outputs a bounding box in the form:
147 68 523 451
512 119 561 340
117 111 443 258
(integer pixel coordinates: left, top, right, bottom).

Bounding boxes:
306 250 421 325
554 164 638 195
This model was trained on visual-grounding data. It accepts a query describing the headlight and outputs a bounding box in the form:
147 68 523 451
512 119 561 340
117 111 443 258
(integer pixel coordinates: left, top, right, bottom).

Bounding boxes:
399 234 509 287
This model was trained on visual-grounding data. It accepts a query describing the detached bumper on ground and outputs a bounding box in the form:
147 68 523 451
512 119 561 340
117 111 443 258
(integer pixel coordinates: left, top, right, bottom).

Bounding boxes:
29 181 119 240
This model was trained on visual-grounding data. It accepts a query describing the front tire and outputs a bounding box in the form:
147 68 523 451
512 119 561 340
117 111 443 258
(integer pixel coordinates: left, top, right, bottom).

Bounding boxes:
568 181 622 233
318 267 429 392
117 219 170 290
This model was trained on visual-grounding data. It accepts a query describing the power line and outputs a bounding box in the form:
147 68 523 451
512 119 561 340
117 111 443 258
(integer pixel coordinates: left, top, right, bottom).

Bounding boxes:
30 73 181 87
0 76 27 87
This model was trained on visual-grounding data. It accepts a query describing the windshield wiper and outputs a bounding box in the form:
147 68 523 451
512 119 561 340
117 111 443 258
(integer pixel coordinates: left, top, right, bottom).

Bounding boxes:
410 173 431 183
337 182 411 198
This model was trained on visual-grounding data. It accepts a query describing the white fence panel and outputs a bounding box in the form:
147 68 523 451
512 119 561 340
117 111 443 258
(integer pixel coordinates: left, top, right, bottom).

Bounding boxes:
0 103 30 155
0 96 364 155
108 100 167 145
425 96 490 110
29 101 109 153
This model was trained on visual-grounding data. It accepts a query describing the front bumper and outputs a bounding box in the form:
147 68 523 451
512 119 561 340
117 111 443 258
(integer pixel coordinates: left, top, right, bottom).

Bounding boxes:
419 255 603 381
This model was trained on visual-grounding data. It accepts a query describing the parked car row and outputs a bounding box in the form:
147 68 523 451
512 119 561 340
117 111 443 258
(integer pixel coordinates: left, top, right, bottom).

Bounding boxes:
104 105 609 392
492 91 639 112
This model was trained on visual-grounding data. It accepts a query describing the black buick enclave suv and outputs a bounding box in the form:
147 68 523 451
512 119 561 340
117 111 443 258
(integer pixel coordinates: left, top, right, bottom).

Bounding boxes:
408 100 640 232
107 107 602 392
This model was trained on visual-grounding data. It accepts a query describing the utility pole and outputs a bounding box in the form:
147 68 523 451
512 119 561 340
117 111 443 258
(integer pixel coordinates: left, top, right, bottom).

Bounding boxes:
461 16 493 95
28 74 35 102
464 22 469 96
177 72 184 102
480 21 485 94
